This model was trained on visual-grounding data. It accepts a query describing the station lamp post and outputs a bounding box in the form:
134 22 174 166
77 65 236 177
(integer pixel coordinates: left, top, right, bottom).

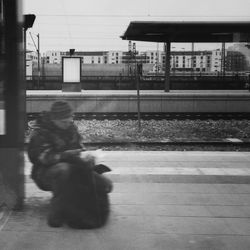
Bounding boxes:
29 32 41 88
69 48 75 56
23 14 36 81
23 14 35 139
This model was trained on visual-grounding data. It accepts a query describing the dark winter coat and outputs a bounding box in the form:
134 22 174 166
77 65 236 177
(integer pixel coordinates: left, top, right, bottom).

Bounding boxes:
27 112 85 189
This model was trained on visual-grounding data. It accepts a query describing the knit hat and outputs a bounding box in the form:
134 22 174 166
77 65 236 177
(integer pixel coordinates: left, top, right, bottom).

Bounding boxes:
50 101 73 120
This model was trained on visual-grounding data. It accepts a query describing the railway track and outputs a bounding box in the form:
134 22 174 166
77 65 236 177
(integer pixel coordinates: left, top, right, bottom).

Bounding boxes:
27 112 250 121
26 112 250 150
24 139 250 150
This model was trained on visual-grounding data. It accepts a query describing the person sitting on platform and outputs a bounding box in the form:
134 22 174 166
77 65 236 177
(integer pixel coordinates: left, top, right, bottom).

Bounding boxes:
27 101 113 228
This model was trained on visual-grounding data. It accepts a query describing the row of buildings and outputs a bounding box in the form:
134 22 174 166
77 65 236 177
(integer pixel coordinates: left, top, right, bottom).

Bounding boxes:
26 43 250 75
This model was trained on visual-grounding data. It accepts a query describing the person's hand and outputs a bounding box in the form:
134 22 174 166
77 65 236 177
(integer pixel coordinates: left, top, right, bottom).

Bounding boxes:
61 149 82 158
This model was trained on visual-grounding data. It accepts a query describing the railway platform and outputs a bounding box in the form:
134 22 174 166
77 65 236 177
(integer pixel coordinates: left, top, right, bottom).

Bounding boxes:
1 151 250 250
26 89 250 114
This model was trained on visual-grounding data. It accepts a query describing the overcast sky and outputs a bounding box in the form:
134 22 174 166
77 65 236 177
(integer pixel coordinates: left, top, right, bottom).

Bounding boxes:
23 0 250 53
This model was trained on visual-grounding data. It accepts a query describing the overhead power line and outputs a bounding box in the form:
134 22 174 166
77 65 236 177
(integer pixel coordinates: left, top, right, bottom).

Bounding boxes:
29 32 38 51
38 22 123 27
36 14 248 18
42 36 119 39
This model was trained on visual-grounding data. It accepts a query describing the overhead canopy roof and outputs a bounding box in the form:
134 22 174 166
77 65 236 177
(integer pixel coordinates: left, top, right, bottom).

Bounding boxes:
121 21 250 43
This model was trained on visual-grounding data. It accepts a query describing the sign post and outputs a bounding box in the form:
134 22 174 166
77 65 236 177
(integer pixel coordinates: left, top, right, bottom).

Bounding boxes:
132 42 141 131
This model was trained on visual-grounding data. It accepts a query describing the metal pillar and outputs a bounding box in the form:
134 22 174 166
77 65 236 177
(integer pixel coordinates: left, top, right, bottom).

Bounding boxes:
1 0 26 210
221 42 226 78
164 42 171 92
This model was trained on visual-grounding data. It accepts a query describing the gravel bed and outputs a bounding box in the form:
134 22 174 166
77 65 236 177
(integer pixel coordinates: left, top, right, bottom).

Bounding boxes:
86 144 250 151
75 119 250 142
27 119 250 151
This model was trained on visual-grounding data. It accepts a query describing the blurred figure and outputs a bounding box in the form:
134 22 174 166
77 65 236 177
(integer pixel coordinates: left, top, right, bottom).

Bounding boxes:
27 101 85 191
27 101 112 227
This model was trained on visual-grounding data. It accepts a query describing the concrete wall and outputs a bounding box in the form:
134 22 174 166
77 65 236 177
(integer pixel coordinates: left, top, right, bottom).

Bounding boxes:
26 92 250 113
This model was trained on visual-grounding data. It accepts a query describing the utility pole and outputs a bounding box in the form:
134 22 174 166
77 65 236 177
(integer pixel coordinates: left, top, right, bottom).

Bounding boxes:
29 32 40 88
133 42 141 131
24 14 36 83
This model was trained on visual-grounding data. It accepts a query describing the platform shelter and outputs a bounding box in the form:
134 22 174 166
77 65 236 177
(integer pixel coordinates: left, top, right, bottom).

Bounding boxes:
121 21 250 92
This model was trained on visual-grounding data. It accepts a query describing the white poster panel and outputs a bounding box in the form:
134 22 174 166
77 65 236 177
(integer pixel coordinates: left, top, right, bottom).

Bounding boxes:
63 57 81 82
0 109 5 135
0 77 5 134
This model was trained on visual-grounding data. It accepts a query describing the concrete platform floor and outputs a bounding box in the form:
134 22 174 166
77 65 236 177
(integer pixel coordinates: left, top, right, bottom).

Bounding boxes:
1 151 250 250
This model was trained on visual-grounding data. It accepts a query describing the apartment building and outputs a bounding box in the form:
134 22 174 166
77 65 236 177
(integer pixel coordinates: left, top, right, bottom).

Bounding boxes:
106 51 123 64
44 50 61 64
42 48 250 74
210 49 222 72
160 50 213 73
227 43 250 70
69 51 108 64
226 50 247 72
26 51 39 78
41 49 216 74
26 50 39 63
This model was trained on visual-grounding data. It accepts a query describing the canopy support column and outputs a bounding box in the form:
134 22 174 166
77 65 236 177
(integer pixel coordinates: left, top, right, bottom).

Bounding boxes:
164 41 171 92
